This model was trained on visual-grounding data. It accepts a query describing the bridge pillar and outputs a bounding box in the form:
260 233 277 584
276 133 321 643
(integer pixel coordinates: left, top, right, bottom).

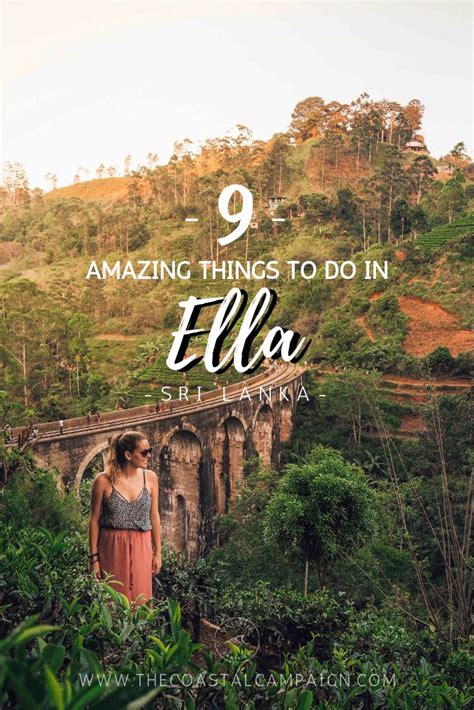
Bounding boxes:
271 419 280 469
244 426 257 473
199 444 216 555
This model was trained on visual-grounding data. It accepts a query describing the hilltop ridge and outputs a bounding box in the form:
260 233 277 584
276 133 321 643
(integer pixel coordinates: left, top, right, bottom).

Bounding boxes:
44 176 130 203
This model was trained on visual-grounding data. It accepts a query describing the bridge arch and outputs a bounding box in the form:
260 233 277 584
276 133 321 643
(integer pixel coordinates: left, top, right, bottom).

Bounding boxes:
216 411 248 434
253 403 274 468
160 422 202 448
159 428 203 559
213 415 247 513
76 441 109 487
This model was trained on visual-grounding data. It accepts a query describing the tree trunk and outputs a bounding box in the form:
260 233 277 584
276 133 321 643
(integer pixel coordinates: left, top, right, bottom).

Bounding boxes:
22 340 28 408
387 166 395 241
208 205 214 261
377 194 382 244
304 557 309 596
362 204 367 251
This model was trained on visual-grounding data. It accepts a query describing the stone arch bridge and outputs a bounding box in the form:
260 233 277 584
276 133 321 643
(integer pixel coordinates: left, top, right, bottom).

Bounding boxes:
20 364 304 558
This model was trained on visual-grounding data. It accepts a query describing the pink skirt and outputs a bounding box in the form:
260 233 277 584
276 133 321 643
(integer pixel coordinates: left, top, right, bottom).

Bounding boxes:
98 528 153 605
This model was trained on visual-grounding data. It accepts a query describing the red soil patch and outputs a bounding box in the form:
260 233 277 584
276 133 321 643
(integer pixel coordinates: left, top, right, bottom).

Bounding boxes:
370 292 382 301
395 249 406 261
398 296 474 357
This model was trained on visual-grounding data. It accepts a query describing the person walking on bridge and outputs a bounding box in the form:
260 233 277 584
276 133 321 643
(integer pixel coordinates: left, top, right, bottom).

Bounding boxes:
89 430 161 604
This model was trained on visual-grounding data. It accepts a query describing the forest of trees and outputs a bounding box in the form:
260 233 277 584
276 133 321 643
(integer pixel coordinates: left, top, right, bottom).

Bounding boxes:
1 94 472 253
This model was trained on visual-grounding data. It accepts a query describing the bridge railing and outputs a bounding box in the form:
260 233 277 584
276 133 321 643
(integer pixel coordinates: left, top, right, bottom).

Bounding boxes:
10 363 300 441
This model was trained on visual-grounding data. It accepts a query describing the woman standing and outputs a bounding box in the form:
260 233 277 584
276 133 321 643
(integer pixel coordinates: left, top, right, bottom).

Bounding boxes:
89 430 161 604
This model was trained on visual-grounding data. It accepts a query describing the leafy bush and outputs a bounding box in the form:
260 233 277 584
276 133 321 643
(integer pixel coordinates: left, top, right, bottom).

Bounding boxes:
156 544 225 638
282 636 473 708
424 346 457 374
0 457 84 534
366 294 407 341
0 603 203 709
264 446 377 589
216 581 352 661
423 347 472 376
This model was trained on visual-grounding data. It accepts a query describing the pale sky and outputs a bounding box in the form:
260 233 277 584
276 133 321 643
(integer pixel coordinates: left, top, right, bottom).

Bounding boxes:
2 0 472 190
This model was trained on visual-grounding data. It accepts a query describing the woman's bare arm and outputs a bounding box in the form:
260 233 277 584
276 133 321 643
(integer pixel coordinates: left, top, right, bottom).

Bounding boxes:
149 470 162 573
89 473 106 574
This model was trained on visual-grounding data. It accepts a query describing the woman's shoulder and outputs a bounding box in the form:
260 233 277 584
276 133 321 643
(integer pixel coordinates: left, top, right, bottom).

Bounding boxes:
92 472 110 488
144 469 158 484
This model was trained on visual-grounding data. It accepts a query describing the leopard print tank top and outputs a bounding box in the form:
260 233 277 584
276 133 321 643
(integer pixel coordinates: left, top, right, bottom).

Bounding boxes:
100 469 152 531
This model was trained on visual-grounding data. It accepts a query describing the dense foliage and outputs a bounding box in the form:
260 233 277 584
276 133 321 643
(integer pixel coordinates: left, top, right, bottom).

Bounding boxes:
0 460 472 707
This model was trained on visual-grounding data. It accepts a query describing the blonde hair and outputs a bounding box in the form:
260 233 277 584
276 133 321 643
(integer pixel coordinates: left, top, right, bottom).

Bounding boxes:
106 430 146 481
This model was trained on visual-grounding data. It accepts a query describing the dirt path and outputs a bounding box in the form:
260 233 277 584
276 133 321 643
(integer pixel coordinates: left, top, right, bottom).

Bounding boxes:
409 258 445 287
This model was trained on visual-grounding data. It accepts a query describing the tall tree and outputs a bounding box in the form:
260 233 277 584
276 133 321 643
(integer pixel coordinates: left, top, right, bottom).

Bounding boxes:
408 155 436 204
262 133 292 195
403 98 425 134
124 154 133 175
390 197 412 239
45 172 58 191
370 145 409 242
437 173 467 222
443 142 470 171
264 446 376 593
2 162 30 209
0 279 67 408
289 96 327 143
